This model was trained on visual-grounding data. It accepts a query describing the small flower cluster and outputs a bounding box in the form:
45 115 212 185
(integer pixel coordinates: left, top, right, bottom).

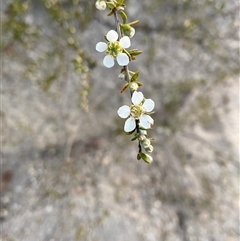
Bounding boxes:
95 0 155 164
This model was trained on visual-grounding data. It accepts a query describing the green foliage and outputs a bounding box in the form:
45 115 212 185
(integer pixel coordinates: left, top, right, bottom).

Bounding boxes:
119 10 127 23
2 1 38 48
137 152 153 164
2 0 96 111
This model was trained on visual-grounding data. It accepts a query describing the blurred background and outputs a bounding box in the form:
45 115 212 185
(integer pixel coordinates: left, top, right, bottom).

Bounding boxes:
1 0 239 240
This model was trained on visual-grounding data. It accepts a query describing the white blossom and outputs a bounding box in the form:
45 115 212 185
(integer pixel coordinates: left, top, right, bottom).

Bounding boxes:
96 30 131 68
117 91 155 132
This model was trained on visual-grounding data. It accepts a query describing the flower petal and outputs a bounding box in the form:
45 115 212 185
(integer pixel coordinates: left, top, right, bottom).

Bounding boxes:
139 114 154 129
124 117 136 132
117 105 130 118
129 27 135 38
119 36 131 48
103 55 114 68
106 30 118 42
142 99 155 112
116 53 129 66
96 42 107 52
131 91 144 105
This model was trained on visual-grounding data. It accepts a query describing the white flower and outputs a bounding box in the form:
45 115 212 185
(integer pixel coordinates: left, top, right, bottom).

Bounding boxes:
95 0 106 11
117 91 155 132
96 30 131 68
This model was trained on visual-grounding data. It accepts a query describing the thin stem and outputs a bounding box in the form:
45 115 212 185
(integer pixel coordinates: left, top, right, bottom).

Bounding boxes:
113 9 142 153
113 10 131 86
114 10 122 38
136 119 142 153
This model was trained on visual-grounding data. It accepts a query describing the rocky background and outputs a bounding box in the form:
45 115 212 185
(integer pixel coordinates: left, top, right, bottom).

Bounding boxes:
1 0 239 240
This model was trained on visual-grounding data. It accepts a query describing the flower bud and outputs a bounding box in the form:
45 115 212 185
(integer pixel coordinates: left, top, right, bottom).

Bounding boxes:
129 82 139 91
95 0 106 11
139 135 146 141
116 6 125 11
145 145 154 153
144 154 153 164
140 130 147 135
128 27 135 38
121 24 135 38
143 139 151 149
118 73 125 80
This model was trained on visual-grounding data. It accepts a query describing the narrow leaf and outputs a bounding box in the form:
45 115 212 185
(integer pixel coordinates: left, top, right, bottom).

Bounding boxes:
107 9 115 16
119 10 127 24
131 133 139 141
126 129 136 135
106 2 115 8
137 153 142 160
131 71 139 82
128 20 139 26
117 0 124 5
129 49 143 56
137 81 143 86
120 83 129 93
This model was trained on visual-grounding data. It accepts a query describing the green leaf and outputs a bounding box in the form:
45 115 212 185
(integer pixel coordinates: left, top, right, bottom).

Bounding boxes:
137 153 142 160
140 153 152 164
131 71 139 82
122 49 131 59
117 0 124 6
107 9 115 16
128 20 139 26
129 49 143 56
120 82 129 93
131 136 138 141
146 111 155 115
131 133 139 141
119 10 127 24
126 129 136 135
106 2 115 9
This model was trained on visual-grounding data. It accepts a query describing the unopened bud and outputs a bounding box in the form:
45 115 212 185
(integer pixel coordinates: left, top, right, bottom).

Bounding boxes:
129 27 135 38
139 135 146 141
143 139 151 148
144 154 153 164
129 82 139 91
118 73 125 80
145 145 154 153
140 130 147 135
95 0 106 10
121 24 135 38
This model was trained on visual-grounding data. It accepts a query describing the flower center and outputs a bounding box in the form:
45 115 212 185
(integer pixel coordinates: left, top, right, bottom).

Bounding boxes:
130 105 143 119
106 41 123 58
